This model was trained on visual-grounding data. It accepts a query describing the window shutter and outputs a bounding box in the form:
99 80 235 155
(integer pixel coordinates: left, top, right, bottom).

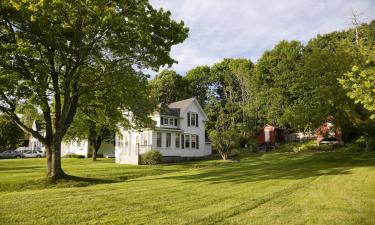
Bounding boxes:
196 114 199 127
196 135 199 149
174 119 178 126
181 134 184 149
161 117 164 125
187 112 190 127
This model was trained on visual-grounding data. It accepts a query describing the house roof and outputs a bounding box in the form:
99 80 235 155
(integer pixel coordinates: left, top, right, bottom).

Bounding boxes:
159 107 180 117
169 97 208 120
168 97 196 113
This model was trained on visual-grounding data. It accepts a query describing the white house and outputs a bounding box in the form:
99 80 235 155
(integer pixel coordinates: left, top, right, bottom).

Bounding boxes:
28 121 115 158
116 97 212 164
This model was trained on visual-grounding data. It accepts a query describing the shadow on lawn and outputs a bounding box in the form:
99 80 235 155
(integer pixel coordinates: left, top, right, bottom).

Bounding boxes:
142 151 375 185
56 175 123 185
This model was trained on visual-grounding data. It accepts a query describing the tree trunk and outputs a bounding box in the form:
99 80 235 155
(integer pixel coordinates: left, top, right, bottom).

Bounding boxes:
92 140 102 161
46 141 66 180
46 148 52 177
92 147 98 161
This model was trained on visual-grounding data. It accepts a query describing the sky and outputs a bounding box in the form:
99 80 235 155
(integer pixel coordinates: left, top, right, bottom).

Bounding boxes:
148 0 375 76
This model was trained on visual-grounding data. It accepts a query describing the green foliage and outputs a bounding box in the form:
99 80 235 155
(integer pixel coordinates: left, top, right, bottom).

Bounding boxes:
339 47 375 119
0 0 188 177
140 150 163 165
0 115 25 151
252 40 304 128
184 66 211 107
149 70 189 105
277 140 318 153
207 58 254 138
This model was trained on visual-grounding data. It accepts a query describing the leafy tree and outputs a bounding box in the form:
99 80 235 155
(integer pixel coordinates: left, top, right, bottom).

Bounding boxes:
149 69 189 104
0 0 188 179
184 66 211 107
208 101 241 160
66 69 156 161
208 58 253 146
0 115 25 151
339 46 375 119
252 40 304 129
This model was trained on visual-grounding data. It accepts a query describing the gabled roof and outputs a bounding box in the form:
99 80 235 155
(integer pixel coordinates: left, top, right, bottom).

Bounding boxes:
168 97 208 120
168 97 196 113
159 107 180 117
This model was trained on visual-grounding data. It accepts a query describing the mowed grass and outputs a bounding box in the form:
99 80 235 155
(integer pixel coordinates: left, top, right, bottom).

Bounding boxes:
0 150 375 225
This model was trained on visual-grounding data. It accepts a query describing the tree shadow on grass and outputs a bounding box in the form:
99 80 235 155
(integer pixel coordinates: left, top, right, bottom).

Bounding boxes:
141 151 375 185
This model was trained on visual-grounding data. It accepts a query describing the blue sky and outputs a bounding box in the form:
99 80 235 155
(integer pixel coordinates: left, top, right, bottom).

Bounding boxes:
148 0 375 76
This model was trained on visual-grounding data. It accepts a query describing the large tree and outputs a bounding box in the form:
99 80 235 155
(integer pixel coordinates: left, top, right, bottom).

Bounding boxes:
149 69 189 104
207 59 253 138
252 40 304 129
0 0 188 179
184 66 211 107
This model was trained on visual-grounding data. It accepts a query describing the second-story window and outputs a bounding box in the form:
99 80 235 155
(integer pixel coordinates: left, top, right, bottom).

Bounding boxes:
164 118 168 125
169 118 174 125
166 133 171 148
189 112 198 127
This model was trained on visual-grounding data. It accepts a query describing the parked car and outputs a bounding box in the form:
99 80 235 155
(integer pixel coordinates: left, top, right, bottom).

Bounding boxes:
20 149 45 158
0 150 23 159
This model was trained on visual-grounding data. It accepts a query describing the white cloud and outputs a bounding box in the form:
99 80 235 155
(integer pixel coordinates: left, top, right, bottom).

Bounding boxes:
149 0 375 75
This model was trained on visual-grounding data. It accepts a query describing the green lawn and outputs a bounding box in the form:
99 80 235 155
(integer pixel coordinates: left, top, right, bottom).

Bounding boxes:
0 150 375 225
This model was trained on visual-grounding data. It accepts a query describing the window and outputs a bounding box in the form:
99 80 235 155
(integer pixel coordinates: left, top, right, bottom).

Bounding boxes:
157 132 162 147
164 118 169 125
166 133 171 148
181 135 184 149
191 135 196 148
189 112 198 127
160 117 164 125
185 135 190 148
143 133 148 146
191 113 196 126
175 134 180 148
174 119 178 126
169 118 174 125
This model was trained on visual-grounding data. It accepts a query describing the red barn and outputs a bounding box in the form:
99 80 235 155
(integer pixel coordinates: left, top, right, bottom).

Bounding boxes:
257 124 284 147
316 122 342 145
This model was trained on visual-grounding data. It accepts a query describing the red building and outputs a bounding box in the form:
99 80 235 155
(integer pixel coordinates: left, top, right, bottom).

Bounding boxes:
315 122 342 145
257 124 284 146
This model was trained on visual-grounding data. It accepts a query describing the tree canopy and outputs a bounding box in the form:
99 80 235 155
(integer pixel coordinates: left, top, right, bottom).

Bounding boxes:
0 0 188 179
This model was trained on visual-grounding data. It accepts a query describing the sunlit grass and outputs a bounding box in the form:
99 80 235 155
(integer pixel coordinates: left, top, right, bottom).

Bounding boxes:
0 150 374 225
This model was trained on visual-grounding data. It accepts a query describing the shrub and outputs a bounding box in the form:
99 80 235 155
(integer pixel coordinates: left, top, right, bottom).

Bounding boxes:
277 140 318 153
140 150 162 165
64 154 85 158
229 149 241 158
